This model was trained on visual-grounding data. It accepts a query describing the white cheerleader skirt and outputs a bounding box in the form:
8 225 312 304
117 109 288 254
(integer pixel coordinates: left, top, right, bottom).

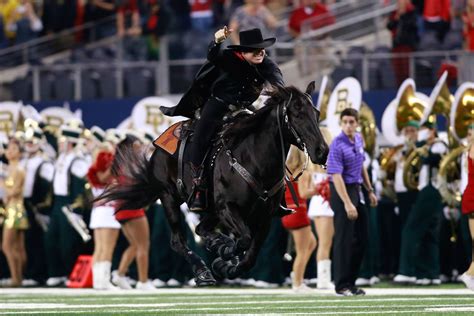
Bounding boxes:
89 206 121 229
308 195 334 218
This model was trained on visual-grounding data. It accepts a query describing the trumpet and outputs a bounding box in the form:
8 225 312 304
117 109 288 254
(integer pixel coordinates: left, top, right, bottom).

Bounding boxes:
61 205 92 243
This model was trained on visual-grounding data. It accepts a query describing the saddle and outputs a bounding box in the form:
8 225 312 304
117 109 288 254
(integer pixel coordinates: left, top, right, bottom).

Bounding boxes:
153 109 255 199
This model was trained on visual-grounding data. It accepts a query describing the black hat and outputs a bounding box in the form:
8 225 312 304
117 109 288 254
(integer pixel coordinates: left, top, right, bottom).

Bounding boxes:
227 28 276 51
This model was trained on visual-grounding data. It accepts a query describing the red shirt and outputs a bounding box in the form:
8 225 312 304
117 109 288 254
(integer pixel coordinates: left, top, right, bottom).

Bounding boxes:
423 0 451 22
289 4 335 34
464 13 474 51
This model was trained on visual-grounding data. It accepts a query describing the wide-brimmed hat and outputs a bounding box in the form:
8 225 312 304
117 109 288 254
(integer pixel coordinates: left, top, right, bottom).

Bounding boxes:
227 28 276 51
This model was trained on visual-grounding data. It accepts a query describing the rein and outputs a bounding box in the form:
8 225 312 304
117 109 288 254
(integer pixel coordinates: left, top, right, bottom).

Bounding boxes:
226 93 310 205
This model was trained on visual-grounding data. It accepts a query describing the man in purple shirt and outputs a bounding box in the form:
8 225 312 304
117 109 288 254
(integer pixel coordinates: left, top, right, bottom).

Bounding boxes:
327 108 378 296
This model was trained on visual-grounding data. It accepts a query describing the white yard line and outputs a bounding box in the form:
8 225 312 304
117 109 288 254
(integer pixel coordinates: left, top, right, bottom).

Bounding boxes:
0 287 472 296
426 307 474 312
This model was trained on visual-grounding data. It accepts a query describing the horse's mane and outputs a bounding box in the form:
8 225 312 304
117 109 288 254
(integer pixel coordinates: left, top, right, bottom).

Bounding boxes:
224 85 298 144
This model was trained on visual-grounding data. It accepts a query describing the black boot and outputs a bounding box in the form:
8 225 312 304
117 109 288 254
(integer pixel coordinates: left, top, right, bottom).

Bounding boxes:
189 163 207 212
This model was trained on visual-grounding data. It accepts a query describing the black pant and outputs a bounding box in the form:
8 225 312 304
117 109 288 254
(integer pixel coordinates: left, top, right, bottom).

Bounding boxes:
377 197 400 275
330 183 368 291
189 97 229 166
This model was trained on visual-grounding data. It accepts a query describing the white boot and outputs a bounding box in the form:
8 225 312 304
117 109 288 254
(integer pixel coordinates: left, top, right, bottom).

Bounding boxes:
317 260 335 289
92 262 104 290
102 261 118 290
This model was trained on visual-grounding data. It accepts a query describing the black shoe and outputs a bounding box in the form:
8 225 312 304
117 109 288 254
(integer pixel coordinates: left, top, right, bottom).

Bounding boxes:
350 287 366 296
335 288 354 296
273 205 296 217
189 188 207 212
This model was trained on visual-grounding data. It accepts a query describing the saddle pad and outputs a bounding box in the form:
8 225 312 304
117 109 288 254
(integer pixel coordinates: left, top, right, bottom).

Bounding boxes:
153 121 183 155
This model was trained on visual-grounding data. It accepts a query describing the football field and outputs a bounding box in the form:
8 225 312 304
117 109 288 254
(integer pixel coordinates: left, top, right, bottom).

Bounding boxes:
1 286 474 315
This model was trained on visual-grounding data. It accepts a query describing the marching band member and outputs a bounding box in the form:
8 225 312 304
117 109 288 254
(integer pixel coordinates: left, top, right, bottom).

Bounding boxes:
87 126 120 290
0 135 28 287
397 121 447 285
21 127 54 286
44 124 89 287
393 120 420 284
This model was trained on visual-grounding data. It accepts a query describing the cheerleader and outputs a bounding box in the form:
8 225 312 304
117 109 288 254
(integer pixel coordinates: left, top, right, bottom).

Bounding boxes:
87 127 120 290
281 146 317 294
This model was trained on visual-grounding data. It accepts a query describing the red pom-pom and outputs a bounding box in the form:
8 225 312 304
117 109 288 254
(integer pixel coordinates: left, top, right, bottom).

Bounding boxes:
95 151 114 171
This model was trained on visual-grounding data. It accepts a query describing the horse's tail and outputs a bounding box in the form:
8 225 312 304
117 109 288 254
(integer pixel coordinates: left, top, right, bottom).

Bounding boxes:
97 145 162 211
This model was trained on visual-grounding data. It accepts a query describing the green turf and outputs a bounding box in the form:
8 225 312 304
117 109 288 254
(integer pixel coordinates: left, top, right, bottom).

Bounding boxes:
1 291 474 315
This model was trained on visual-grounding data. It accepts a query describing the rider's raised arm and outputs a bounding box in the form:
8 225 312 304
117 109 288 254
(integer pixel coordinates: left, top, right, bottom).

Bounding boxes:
207 26 233 66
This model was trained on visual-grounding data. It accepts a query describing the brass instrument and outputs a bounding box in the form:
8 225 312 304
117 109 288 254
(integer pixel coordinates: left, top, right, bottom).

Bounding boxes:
437 81 474 208
359 102 376 158
62 205 92 243
402 74 448 191
317 76 331 123
381 79 430 192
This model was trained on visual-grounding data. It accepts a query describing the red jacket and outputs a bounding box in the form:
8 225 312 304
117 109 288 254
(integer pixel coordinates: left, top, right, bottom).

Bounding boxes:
289 3 335 34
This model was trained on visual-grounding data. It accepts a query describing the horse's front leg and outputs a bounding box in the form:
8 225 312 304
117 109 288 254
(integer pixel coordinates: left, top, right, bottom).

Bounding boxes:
161 192 216 286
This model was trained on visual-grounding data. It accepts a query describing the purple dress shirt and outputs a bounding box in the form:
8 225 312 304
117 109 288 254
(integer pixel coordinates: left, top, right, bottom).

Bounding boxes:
327 132 365 184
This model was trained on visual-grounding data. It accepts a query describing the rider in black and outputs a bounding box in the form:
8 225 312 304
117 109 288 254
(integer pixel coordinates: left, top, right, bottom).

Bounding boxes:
163 27 284 212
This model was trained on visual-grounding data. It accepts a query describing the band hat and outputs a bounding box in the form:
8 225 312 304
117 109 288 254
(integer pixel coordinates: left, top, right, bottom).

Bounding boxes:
59 125 82 142
227 28 276 50
422 121 437 130
403 120 420 129
123 129 146 143
143 132 155 142
90 126 106 143
105 129 124 144
24 127 44 142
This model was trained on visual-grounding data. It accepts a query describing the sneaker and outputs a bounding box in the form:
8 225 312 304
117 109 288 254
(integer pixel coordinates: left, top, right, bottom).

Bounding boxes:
22 279 39 287
111 271 132 290
292 283 314 294
152 278 166 288
355 278 370 286
317 281 335 290
136 280 156 291
240 278 256 286
187 278 197 287
350 287 366 296
166 278 182 287
460 273 474 291
253 280 278 288
46 277 66 287
415 278 431 286
430 279 441 285
335 288 354 296
393 274 416 284
370 276 380 285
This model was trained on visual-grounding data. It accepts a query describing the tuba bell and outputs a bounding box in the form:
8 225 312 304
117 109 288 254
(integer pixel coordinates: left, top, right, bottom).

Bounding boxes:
359 101 377 159
438 82 474 207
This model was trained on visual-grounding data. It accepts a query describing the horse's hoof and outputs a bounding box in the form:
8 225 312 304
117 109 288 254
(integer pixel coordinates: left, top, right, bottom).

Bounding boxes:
211 257 228 279
195 268 216 287
218 244 236 261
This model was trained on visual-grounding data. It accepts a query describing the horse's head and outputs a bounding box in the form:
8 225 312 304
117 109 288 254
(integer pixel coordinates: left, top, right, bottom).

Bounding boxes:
275 83 329 165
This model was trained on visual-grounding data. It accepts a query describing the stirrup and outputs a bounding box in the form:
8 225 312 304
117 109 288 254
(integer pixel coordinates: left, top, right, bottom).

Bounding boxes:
189 188 207 212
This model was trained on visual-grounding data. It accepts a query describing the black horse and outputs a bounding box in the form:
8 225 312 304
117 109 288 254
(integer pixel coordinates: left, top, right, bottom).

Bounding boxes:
100 82 329 285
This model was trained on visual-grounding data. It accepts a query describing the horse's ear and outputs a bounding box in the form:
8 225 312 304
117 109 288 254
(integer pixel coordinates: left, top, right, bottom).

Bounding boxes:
305 81 316 95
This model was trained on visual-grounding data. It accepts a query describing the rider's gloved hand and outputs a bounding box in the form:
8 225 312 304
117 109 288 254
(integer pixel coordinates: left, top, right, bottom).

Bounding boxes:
215 26 232 43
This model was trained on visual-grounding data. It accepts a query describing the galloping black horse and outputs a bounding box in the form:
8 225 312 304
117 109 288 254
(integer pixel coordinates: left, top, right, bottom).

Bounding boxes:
100 82 329 285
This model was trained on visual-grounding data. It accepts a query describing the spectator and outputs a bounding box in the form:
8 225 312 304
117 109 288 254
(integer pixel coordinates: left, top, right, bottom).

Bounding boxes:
86 0 116 38
229 0 278 44
167 0 191 32
288 0 335 38
0 0 19 42
116 0 141 37
464 0 474 51
189 0 213 33
143 0 170 59
42 0 76 34
387 0 419 85
460 0 474 81
423 0 452 42
14 0 43 44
